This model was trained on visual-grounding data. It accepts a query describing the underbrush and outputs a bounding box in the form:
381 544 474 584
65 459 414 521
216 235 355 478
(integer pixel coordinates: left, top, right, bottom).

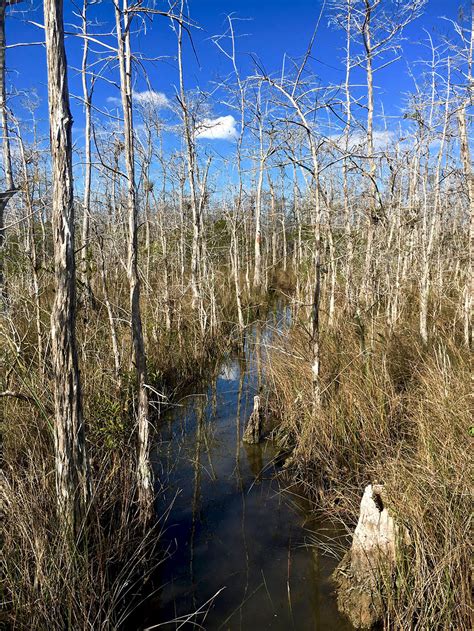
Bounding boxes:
266 303 472 629
2 435 166 629
1 276 247 629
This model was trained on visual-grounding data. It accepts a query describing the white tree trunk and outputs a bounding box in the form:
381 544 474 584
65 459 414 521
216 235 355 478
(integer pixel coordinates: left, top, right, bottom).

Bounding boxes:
80 0 92 298
114 0 153 517
457 105 473 348
44 0 89 532
0 0 15 306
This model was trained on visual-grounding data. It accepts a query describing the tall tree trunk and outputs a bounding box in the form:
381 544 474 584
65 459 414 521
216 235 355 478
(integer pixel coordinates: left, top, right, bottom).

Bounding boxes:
231 216 245 330
0 0 12 189
0 0 15 306
457 104 473 348
114 0 153 517
419 61 450 344
362 0 376 305
98 234 121 387
80 0 93 299
253 100 265 291
44 0 89 533
176 3 201 310
17 129 43 367
343 0 354 311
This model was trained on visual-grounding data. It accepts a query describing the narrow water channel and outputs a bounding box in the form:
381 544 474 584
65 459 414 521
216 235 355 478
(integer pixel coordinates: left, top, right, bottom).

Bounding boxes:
139 314 353 630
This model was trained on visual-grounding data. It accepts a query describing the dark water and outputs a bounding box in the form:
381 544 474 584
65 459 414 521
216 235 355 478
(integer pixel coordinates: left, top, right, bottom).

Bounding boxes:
139 315 353 630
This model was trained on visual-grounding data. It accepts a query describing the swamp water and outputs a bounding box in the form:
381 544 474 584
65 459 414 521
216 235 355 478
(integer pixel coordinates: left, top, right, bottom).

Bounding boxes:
137 315 354 630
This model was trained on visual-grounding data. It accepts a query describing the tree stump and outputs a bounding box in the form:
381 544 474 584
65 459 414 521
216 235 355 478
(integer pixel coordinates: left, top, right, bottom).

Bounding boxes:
243 395 262 444
333 484 409 629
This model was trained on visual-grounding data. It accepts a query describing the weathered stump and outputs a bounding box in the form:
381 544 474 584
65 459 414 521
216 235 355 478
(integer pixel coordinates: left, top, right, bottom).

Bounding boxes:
333 484 409 629
243 395 262 444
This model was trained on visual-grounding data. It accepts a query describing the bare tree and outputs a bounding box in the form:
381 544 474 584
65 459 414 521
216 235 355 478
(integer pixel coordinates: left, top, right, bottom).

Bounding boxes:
79 0 94 300
260 74 323 410
44 0 89 532
113 0 153 517
174 0 202 310
458 104 473 348
451 9 473 348
0 0 18 305
349 0 427 303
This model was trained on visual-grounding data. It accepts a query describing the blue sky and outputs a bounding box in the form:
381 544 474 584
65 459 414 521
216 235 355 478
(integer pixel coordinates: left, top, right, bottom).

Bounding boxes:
4 0 470 190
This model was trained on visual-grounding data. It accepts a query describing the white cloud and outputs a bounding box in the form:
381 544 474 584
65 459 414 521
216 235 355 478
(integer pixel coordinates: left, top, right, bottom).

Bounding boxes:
106 91 170 109
133 90 169 108
195 115 238 141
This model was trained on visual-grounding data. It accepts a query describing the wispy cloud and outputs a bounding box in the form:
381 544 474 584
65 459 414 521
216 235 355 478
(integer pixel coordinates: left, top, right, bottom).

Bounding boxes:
133 90 170 108
195 115 238 141
106 90 170 109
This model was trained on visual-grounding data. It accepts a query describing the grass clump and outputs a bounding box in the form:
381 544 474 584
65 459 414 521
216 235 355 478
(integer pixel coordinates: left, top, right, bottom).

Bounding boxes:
265 297 472 630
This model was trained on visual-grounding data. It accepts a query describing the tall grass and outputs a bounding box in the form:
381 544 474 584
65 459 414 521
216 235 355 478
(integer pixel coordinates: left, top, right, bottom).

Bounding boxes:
1 376 170 631
265 290 472 629
1 271 244 629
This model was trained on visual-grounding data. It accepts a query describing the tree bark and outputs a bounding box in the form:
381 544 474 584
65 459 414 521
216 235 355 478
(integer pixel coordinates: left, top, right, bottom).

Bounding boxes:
44 0 89 533
80 0 93 299
114 0 153 518
0 0 16 306
362 0 376 305
457 105 473 348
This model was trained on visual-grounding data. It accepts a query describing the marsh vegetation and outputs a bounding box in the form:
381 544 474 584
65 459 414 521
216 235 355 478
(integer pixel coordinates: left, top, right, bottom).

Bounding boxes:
1 0 472 629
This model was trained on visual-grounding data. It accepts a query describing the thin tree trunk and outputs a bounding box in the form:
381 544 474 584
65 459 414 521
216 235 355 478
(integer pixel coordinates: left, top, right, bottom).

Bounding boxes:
176 5 201 310
0 0 15 306
98 235 121 386
343 0 354 311
17 129 43 367
362 0 376 305
420 60 450 344
232 218 245 330
80 0 93 299
327 218 336 327
114 0 153 517
253 109 265 291
457 104 473 348
0 0 12 190
44 0 89 533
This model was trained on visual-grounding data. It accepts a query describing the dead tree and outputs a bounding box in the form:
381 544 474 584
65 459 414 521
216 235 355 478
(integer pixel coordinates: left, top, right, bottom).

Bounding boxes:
0 0 13 189
114 0 153 518
458 106 473 348
261 74 323 410
452 11 473 348
349 0 427 303
251 85 274 292
174 0 202 311
0 0 18 305
243 395 262 444
79 0 94 299
44 0 89 532
419 54 451 345
212 14 246 330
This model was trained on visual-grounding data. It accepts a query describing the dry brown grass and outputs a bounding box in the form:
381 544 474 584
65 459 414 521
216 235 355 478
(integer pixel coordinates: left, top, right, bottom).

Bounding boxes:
1 394 167 630
265 299 472 630
1 270 241 630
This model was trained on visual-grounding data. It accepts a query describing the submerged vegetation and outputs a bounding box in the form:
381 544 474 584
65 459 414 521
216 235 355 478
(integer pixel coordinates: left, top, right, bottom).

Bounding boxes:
1 0 472 629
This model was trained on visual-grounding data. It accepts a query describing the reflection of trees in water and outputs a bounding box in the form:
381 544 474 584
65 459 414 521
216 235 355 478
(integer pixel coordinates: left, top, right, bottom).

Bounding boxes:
243 443 264 482
219 360 240 382
256 321 262 394
189 398 203 608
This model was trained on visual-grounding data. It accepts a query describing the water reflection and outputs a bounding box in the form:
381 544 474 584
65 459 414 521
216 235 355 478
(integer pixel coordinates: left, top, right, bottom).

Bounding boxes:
138 313 353 630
